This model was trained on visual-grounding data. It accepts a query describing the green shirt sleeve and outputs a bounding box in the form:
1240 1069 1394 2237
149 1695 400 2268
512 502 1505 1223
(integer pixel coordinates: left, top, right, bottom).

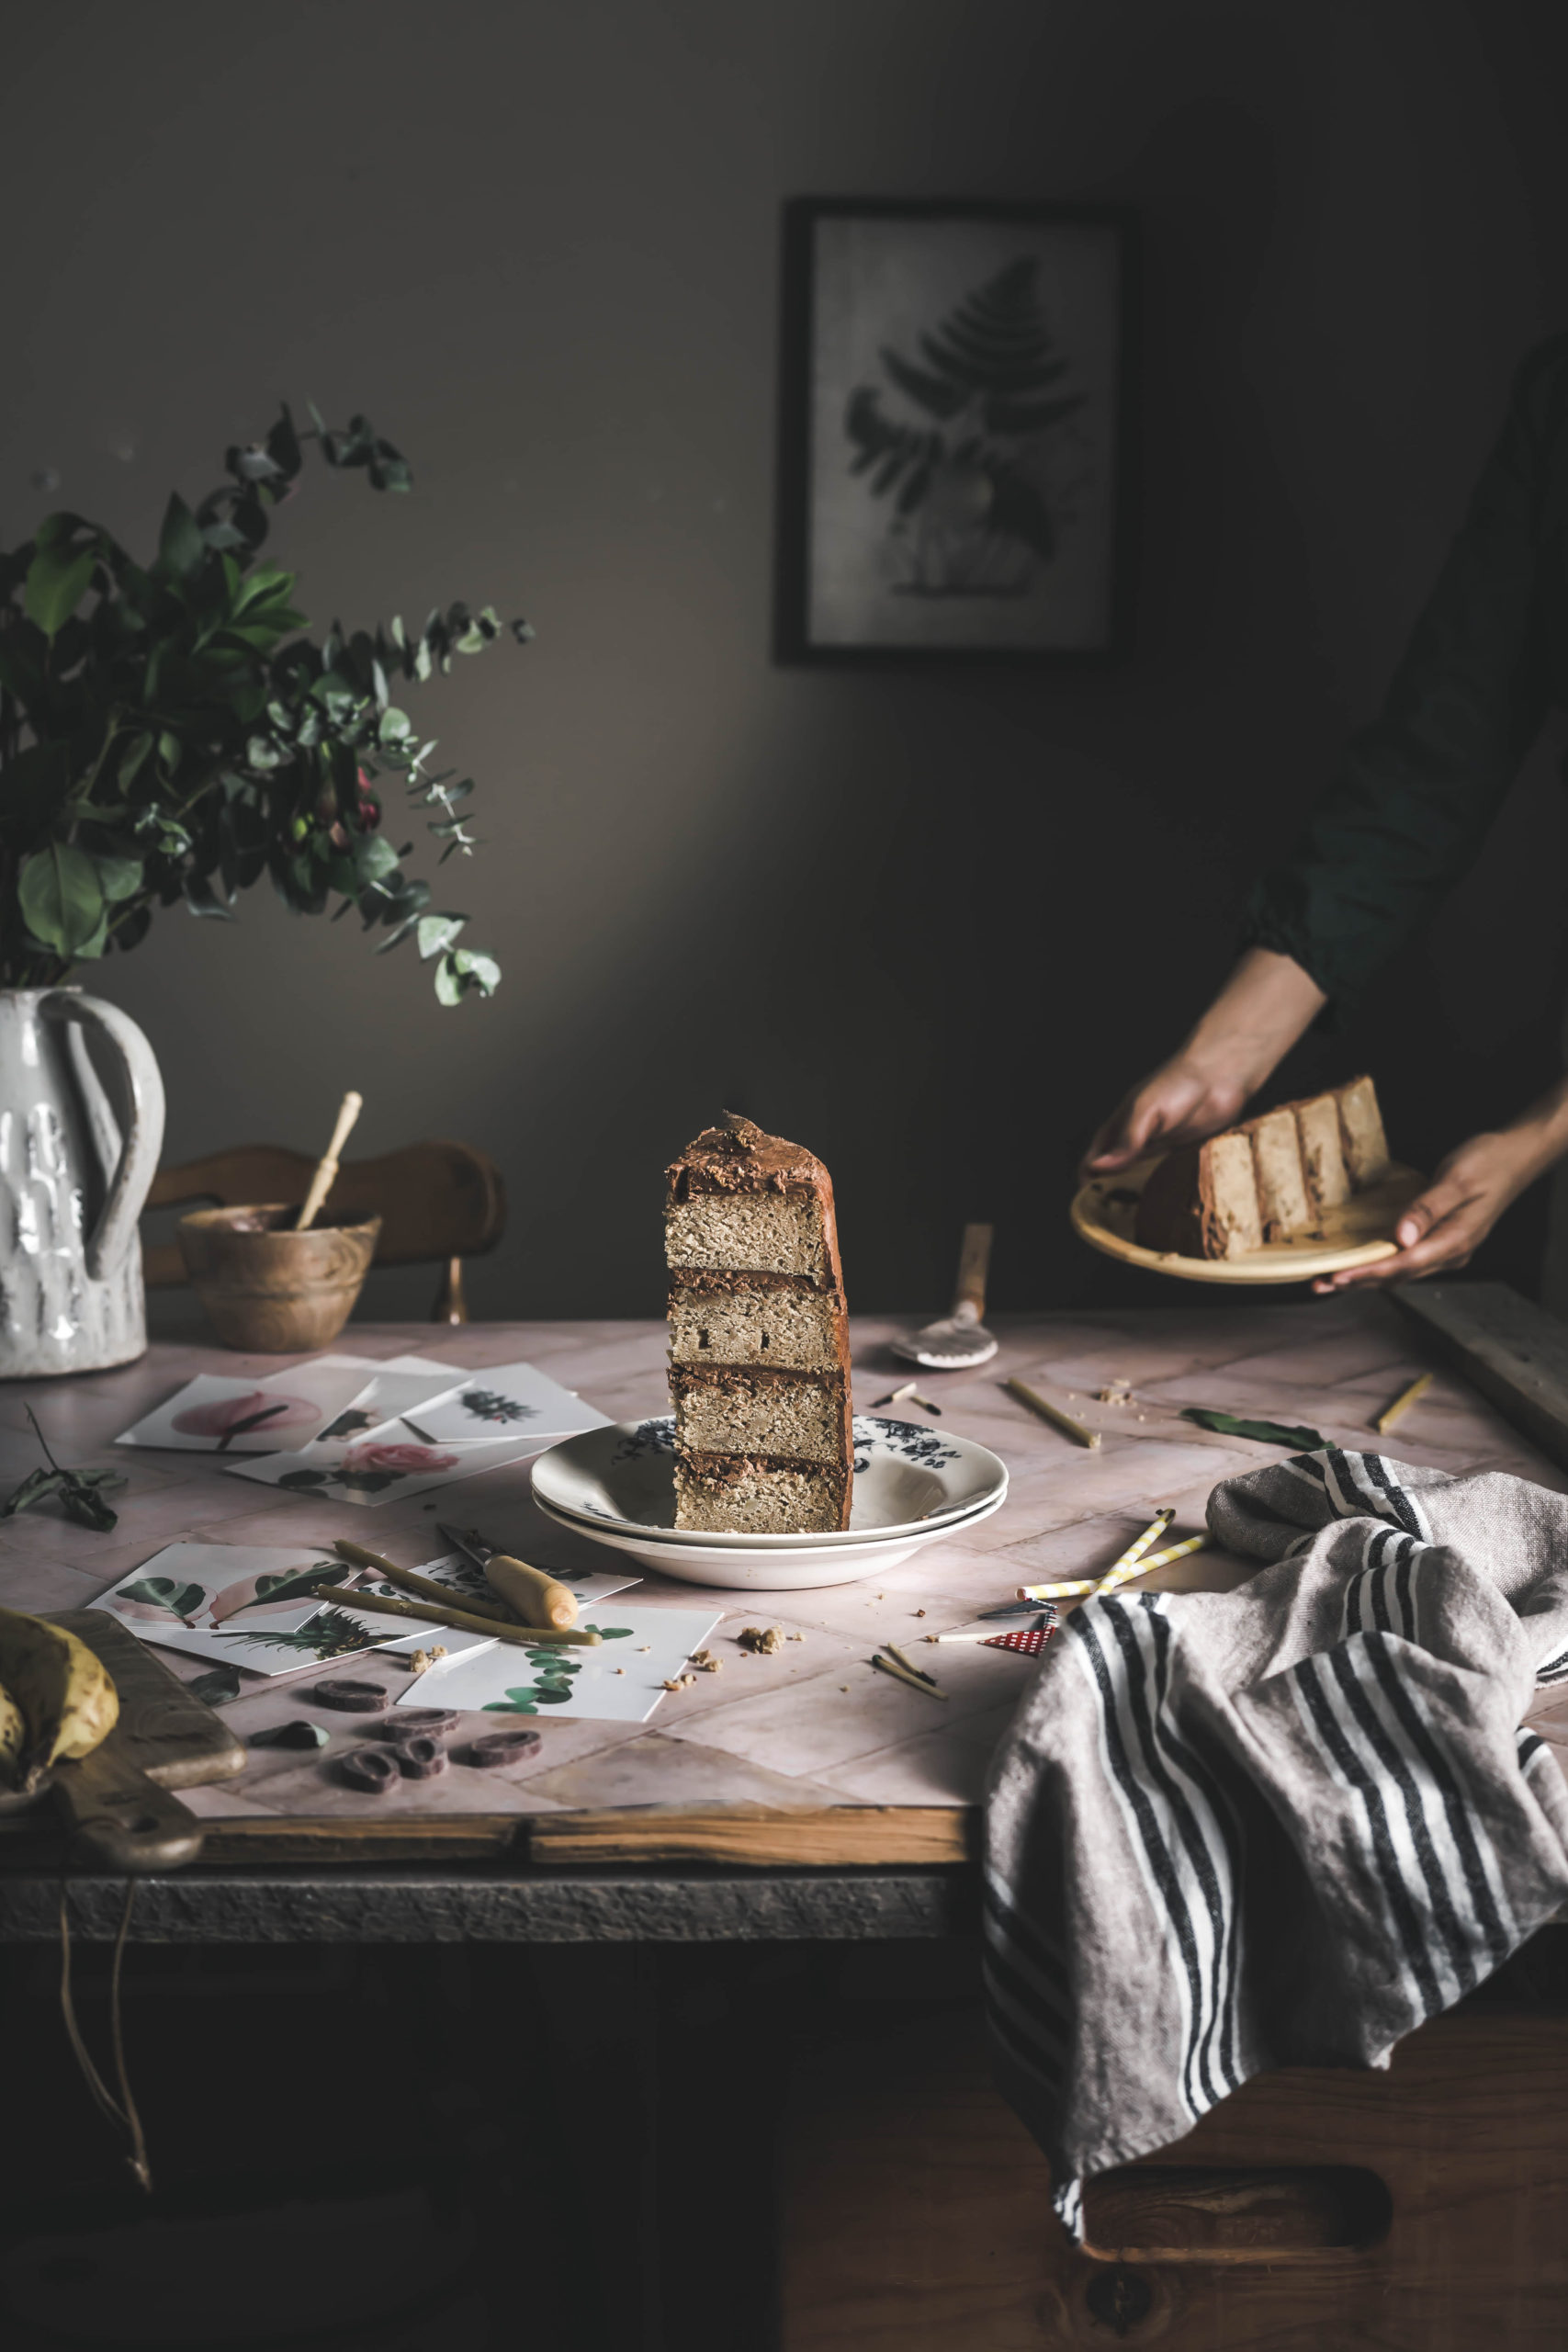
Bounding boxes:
1243 335 1568 1010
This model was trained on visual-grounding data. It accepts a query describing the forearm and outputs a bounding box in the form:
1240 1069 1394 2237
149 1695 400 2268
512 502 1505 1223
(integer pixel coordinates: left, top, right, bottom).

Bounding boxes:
1082 948 1326 1172
1178 948 1327 1097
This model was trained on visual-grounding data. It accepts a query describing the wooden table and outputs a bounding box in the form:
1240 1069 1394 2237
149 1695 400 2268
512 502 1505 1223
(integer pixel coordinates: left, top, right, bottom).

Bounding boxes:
4 1298 1566 2350
0 1293 1564 1936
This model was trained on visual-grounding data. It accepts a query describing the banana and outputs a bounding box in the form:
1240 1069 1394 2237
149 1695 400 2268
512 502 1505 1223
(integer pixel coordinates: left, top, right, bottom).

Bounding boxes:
0 1680 24 1788
0 1608 118 1792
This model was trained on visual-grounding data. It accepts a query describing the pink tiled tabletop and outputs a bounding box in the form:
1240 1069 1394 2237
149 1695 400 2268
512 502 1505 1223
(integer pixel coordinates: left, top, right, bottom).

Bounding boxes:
3 1298 1566 1857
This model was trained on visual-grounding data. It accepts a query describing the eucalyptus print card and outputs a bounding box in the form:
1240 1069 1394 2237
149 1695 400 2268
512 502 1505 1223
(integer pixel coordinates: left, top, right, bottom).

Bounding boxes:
398 1605 723 1723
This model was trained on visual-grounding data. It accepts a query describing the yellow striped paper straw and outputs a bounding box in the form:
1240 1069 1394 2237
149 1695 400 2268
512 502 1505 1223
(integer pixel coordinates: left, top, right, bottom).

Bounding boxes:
1017 1531 1210 1602
1011 1508 1168 1604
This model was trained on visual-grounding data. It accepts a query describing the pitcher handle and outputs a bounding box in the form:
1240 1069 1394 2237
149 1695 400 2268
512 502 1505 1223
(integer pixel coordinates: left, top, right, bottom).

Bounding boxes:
39 992 166 1282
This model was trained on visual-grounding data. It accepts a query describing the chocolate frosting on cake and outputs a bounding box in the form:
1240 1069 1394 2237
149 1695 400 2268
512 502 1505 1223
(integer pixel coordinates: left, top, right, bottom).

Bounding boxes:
666 1114 844 1293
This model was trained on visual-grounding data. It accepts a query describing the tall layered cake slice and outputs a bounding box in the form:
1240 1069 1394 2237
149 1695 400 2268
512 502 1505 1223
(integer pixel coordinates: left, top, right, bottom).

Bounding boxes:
666 1114 852 1532
1134 1075 1393 1261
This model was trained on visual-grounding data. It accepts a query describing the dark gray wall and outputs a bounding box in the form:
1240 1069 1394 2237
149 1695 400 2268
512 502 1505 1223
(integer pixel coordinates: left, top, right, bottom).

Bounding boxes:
4 0 1566 1323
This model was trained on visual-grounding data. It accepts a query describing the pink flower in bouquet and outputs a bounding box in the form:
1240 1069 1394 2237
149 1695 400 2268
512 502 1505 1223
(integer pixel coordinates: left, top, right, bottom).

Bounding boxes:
173 1391 317 1441
340 1442 459 1476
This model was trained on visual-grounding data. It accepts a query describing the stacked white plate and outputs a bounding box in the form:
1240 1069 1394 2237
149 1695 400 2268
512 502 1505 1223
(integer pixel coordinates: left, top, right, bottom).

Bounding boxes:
530 1414 1009 1589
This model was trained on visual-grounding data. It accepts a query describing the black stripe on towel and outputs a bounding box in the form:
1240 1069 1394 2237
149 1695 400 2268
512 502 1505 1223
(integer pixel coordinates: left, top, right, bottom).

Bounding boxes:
1358 1632 1510 1973
1327 1645 1483 1994
1293 1653 1446 2018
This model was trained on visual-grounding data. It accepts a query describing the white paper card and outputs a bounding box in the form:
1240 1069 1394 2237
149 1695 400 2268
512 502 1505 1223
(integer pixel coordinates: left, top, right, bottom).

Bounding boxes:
91 1542 391 1674
114 1357 382 1453
220 1423 543 1507
401 1363 612 1447
397 1604 722 1723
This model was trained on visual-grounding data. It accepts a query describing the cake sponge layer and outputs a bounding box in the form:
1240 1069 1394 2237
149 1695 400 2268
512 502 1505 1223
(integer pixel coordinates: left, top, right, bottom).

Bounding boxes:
671 1365 849 1464
668 1277 844 1371
674 1453 849 1534
665 1192 826 1280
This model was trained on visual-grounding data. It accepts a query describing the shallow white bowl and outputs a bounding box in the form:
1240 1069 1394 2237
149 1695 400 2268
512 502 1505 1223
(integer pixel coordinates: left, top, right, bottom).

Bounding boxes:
531 1414 1009 1548
534 1488 1007 1589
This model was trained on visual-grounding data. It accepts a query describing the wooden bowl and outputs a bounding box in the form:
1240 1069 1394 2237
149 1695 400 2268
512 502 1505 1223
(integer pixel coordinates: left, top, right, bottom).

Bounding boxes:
176 1205 382 1352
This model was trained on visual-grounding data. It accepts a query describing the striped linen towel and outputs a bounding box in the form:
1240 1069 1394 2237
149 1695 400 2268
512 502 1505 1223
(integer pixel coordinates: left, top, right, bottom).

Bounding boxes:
983 1447 1568 2240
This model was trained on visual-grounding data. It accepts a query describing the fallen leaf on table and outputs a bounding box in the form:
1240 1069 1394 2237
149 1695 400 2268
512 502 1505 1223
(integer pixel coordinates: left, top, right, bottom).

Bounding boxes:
1180 1408 1325 1451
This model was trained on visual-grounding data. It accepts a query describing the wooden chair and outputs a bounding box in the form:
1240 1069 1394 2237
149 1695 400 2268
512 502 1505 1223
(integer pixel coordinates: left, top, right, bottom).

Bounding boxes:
142 1139 506 1323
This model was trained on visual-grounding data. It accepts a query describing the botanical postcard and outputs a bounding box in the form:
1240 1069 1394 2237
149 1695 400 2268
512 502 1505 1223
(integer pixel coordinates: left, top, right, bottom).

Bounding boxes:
400 1363 612 1448
221 1423 544 1508
114 1357 383 1454
397 1604 723 1724
88 1542 438 1674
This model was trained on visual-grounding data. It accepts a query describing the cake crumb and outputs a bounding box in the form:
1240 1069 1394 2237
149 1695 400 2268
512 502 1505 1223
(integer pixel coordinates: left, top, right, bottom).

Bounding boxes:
786 1630 804 1641
840 1685 850 1692
614 1666 625 1675
407 1645 448 1677
739 1625 784 1654
1098 1380 1134 1406
914 1609 926 1618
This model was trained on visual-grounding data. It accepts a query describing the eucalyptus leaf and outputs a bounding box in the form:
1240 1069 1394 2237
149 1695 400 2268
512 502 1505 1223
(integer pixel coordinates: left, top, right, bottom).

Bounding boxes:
415 913 467 959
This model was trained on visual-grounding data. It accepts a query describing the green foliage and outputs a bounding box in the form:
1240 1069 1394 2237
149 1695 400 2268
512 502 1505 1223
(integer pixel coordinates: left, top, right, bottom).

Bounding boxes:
0 403 529 999
217 1605 375 1660
0 1408 127 1530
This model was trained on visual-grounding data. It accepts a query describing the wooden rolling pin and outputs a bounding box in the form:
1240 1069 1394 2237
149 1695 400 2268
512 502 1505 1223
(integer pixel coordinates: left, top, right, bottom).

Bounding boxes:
333 1540 513 1623
312 1583 600 1648
483 1554 578 1630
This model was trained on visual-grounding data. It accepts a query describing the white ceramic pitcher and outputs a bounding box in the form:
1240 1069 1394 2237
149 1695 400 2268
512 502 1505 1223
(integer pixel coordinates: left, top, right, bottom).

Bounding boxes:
0 990 165 1377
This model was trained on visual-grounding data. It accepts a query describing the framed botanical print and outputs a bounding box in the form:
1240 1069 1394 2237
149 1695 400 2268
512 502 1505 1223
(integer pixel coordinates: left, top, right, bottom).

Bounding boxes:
776 199 1135 662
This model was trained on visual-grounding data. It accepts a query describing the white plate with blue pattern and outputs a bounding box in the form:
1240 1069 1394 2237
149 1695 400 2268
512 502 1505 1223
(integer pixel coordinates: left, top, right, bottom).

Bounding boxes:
531 1486 1005 1588
531 1414 1007 1552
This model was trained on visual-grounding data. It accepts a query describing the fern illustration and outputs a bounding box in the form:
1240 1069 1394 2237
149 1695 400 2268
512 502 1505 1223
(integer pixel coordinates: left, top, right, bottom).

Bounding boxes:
216 1605 374 1661
844 255 1088 592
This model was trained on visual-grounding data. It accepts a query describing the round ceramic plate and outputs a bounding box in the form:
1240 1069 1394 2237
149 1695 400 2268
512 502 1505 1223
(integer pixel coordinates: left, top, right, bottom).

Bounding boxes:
1070 1157 1426 1285
533 1487 1008 1589
530 1414 1008 1547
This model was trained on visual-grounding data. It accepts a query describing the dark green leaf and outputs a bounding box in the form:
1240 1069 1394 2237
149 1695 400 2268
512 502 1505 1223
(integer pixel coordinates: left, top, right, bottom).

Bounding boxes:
18 841 107 958
157 492 206 580
61 1479 118 1532
24 544 95 639
0 1468 68 1518
1179 1408 1325 1451
184 869 236 921
249 1720 330 1749
94 854 143 904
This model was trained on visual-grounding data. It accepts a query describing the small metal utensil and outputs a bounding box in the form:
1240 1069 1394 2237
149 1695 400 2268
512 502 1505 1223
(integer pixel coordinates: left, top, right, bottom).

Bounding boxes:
893 1222 998 1370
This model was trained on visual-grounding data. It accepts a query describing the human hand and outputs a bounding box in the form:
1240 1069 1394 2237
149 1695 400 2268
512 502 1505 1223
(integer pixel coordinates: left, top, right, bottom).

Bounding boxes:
1314 1126 1556 1293
1080 947 1327 1181
1081 1057 1253 1177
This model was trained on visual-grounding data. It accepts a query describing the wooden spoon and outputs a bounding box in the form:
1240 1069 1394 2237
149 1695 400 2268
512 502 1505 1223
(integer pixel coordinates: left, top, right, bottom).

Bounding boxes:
295 1091 363 1231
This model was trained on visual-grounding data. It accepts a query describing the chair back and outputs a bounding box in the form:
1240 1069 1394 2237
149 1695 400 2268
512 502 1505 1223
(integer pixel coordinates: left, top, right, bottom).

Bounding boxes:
143 1139 506 1291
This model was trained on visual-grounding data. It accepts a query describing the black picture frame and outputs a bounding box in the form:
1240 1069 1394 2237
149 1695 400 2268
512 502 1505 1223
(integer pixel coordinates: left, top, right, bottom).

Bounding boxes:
774 198 1137 664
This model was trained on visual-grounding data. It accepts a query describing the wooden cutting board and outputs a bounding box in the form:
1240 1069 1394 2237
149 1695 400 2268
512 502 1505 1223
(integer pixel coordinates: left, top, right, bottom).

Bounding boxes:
0 1611 245 1871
